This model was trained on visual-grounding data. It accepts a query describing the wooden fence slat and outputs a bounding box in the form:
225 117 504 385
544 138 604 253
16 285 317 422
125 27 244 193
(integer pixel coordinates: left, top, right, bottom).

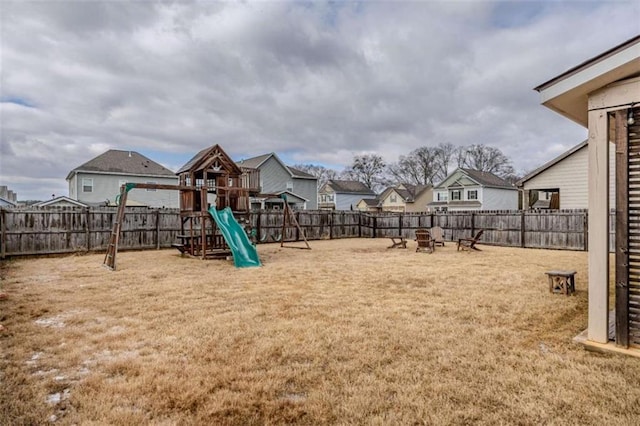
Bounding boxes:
0 208 611 257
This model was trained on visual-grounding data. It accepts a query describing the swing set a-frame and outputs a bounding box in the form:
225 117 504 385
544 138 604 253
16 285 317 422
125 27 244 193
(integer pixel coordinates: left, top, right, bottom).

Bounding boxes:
278 194 310 250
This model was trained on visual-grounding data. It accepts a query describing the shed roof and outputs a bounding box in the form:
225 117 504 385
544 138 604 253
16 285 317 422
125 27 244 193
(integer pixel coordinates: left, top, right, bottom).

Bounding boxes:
0 196 17 207
34 196 89 208
534 35 640 127
67 150 175 180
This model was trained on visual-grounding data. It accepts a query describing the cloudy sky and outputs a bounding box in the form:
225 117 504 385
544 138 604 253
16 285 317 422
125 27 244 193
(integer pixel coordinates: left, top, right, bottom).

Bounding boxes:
1 1 639 201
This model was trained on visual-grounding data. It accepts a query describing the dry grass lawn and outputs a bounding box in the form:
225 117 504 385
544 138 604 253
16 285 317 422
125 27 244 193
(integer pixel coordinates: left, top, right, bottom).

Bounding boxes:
1 238 639 425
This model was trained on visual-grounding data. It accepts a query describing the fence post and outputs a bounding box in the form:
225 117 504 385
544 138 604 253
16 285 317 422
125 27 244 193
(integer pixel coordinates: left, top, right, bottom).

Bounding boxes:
373 215 377 238
295 211 300 241
0 209 5 259
358 212 362 238
85 207 91 252
398 213 403 236
155 209 161 250
584 211 589 251
255 211 261 243
471 212 475 237
520 210 526 248
329 211 333 240
430 213 434 228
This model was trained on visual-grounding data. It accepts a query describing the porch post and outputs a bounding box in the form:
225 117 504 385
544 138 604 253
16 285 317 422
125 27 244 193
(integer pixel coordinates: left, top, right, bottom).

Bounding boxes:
587 109 610 343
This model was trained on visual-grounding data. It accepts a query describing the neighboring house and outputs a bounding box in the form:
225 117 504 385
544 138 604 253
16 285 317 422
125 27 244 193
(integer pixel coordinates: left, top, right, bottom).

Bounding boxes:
236 152 318 210
356 198 380 212
33 196 89 208
429 168 518 211
516 140 615 210
377 183 433 213
0 196 17 208
318 180 376 210
533 34 639 355
67 150 179 208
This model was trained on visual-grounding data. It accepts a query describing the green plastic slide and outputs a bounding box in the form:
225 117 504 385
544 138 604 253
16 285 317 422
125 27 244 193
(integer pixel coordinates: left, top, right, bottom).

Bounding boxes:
208 206 261 268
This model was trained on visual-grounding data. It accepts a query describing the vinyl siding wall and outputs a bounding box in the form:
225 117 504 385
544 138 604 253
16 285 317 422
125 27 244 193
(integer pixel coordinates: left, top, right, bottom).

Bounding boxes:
258 157 292 194
482 188 519 210
522 143 615 209
292 178 318 209
337 194 374 211
257 157 317 209
72 173 180 207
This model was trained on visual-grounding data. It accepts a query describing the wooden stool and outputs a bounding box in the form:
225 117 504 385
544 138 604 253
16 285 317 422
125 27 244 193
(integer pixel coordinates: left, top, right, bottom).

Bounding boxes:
546 270 577 295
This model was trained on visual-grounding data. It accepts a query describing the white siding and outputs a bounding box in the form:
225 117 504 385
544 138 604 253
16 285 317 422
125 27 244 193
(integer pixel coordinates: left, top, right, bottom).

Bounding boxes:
523 143 615 209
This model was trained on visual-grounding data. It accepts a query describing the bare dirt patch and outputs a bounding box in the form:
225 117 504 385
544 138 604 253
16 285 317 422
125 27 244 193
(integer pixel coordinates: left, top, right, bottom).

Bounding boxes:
0 239 638 424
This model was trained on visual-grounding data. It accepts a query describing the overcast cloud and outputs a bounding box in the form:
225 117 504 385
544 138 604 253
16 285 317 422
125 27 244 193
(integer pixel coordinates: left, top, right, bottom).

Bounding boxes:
1 0 639 200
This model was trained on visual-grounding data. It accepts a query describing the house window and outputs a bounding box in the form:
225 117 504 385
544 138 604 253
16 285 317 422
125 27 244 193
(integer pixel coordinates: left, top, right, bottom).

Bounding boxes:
286 181 293 191
82 178 93 193
437 192 448 201
468 190 478 200
320 194 334 203
451 190 461 201
390 194 397 203
146 181 157 191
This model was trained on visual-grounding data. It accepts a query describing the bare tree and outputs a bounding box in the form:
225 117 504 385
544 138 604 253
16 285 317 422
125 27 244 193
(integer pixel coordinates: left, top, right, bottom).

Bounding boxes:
292 164 338 189
458 144 515 177
433 142 457 183
387 146 439 185
342 154 388 192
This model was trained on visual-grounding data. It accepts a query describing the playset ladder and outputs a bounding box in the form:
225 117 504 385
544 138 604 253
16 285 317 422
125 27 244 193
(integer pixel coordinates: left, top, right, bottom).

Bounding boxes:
103 186 128 270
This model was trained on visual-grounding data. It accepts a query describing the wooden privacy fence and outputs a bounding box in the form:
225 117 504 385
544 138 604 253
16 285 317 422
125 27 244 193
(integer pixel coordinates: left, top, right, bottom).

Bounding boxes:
0 207 615 258
0 207 182 257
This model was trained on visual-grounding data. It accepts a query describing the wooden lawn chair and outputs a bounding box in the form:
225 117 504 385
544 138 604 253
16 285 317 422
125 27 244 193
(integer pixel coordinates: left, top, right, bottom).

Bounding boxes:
430 226 445 246
457 229 484 251
415 228 435 253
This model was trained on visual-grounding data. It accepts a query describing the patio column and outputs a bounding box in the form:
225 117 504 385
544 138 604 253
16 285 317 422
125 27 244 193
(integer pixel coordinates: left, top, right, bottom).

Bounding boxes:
587 108 610 343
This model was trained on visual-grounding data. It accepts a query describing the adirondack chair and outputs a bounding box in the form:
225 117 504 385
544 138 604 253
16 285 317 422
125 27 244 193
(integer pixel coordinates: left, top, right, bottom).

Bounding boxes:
430 226 445 246
415 228 435 253
457 229 484 251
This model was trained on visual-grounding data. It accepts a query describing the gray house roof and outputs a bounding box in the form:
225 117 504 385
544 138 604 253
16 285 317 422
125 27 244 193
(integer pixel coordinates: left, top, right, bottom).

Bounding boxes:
236 153 316 180
67 150 175 180
515 140 588 187
287 166 315 179
396 184 432 202
324 180 375 195
458 168 515 190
